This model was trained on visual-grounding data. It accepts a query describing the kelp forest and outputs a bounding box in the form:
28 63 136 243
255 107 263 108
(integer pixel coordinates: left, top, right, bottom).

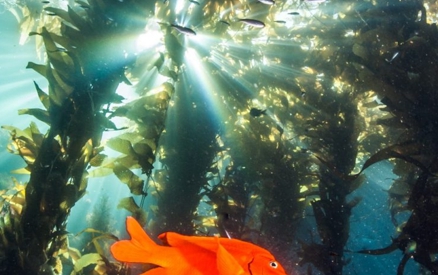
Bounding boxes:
0 0 438 274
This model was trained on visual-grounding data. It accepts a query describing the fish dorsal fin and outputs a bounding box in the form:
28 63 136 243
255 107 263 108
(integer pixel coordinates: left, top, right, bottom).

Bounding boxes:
159 232 218 251
216 238 246 275
160 233 250 274
159 232 267 265
158 231 281 274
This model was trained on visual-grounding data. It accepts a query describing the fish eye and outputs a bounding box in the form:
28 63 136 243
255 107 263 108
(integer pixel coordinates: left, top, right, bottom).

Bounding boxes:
269 261 278 269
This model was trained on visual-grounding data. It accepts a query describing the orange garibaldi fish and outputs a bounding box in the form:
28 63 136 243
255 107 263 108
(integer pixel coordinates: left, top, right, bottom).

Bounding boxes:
111 216 289 275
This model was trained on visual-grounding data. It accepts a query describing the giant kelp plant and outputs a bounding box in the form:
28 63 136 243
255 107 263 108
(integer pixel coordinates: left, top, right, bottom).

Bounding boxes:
1 0 438 274
0 0 153 273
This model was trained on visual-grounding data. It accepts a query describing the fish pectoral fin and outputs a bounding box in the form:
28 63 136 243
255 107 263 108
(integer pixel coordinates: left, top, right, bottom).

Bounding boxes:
216 238 246 275
111 239 152 263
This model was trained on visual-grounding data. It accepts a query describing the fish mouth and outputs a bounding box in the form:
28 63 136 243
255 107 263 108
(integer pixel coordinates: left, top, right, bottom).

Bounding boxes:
247 256 255 275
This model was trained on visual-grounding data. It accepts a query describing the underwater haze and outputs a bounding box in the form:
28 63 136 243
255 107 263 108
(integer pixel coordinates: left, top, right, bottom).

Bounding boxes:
0 0 437 274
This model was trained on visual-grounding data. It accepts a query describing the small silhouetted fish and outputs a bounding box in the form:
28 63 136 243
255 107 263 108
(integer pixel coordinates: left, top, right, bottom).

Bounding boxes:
258 0 275 4
219 20 230 26
250 108 267 117
238 18 265 28
219 212 230 221
171 24 196 36
288 12 300 15
274 20 287 24
276 124 284 136
41 1 50 3
385 51 399 63
48 47 67 52
189 0 200 4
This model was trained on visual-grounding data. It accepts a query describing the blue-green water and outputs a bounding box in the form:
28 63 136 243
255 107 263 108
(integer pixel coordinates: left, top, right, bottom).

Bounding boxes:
0 0 437 274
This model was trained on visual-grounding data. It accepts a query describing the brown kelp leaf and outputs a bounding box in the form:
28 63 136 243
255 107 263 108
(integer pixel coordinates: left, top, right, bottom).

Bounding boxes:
1 125 31 141
78 138 94 165
362 100 382 109
73 253 102 273
67 6 89 31
388 180 411 196
45 65 69 106
89 153 107 167
112 94 126 104
54 256 63 275
132 142 154 157
26 62 48 79
50 65 74 95
62 23 83 45
29 122 44 146
117 197 138 212
156 82 175 98
116 132 143 143
76 0 90 9
159 67 178 81
88 167 113 178
96 114 119 130
37 28 75 84
4 124 42 166
350 141 427 179
40 27 66 58
18 108 51 125
109 99 147 119
48 32 76 52
352 43 370 60
78 172 89 194
357 241 399 255
316 141 427 182
66 247 81 262
74 228 118 240
116 154 140 169
113 164 144 195
10 168 31 174
117 197 147 226
165 31 184 66
92 238 105 257
33 81 51 110
44 7 74 27
106 137 134 155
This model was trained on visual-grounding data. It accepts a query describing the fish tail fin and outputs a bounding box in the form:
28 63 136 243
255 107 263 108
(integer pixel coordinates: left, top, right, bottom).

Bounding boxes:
111 216 159 263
